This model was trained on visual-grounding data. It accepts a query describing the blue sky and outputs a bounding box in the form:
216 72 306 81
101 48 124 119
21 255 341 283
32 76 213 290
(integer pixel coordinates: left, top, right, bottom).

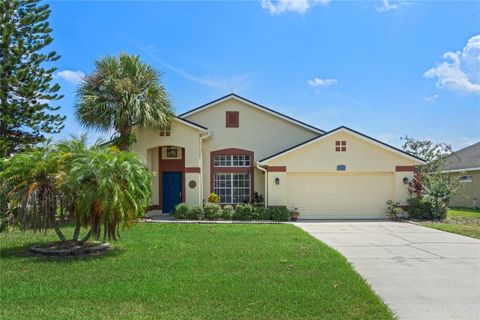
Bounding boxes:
48 0 480 150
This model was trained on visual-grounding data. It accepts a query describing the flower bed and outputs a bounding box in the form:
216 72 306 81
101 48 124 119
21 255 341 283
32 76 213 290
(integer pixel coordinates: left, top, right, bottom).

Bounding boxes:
172 203 292 222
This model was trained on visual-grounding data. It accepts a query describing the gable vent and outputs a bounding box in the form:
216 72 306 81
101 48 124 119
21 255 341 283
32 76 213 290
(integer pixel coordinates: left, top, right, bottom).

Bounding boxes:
226 111 239 128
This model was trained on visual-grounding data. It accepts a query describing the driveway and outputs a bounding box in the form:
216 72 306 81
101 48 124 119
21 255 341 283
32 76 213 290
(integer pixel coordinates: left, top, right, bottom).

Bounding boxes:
296 221 480 320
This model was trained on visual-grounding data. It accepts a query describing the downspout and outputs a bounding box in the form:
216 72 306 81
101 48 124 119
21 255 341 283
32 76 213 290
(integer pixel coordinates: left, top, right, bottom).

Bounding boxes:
256 162 268 208
199 130 211 205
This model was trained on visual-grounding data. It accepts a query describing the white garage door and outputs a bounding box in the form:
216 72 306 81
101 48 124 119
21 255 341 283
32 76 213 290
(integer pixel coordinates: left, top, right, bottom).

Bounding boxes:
286 173 393 219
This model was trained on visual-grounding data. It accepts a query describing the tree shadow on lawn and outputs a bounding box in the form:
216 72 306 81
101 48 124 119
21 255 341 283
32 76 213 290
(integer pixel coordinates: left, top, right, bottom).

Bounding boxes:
0 241 126 263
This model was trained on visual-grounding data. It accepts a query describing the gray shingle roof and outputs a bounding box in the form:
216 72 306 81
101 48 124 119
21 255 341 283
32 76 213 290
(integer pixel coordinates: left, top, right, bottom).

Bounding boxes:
443 142 480 171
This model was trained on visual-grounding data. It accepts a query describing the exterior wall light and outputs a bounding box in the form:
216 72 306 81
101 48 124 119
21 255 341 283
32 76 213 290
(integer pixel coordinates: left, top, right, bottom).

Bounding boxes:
403 177 409 185
275 177 280 185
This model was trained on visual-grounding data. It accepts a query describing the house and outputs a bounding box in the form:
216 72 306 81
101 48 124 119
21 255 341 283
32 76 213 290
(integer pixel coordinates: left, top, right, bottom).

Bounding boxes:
442 142 480 208
131 94 425 219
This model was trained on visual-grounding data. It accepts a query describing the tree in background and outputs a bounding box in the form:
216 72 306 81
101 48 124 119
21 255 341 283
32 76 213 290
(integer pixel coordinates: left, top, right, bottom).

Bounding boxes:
0 0 65 157
75 53 174 151
401 136 459 220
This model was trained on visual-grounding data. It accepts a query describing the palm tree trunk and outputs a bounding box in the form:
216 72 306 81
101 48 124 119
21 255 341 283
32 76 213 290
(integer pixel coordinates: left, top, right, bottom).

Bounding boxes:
118 125 132 151
80 228 93 243
54 223 67 242
73 220 81 241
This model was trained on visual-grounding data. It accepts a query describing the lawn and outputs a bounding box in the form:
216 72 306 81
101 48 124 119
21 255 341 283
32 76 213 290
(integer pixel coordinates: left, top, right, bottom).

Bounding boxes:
420 207 480 239
0 223 393 320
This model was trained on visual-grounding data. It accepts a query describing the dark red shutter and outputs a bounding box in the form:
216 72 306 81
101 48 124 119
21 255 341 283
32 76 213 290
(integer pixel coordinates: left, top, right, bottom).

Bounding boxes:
226 111 239 128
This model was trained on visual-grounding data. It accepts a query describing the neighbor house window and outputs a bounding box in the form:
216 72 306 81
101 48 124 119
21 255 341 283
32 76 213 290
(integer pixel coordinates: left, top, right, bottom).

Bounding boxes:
337 164 346 171
213 155 251 167
335 140 346 152
459 175 473 183
226 111 239 128
214 172 250 204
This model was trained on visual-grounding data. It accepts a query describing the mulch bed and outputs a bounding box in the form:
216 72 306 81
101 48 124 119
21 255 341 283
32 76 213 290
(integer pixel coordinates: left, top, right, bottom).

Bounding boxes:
29 241 111 257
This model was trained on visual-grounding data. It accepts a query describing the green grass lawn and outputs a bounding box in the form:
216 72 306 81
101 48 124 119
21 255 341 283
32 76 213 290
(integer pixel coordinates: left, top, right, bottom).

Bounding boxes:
420 207 480 239
0 223 393 320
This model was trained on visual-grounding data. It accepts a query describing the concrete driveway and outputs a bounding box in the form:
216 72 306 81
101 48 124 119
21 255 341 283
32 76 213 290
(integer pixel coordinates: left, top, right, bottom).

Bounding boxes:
296 221 480 320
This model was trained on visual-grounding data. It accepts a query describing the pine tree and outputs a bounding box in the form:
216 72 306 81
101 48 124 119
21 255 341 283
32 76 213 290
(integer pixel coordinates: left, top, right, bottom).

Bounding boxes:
0 0 65 157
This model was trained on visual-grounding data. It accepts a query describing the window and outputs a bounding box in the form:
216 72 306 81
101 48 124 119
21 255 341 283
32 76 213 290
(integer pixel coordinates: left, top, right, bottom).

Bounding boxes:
214 172 250 204
162 146 182 159
459 175 473 183
337 164 346 171
159 130 171 136
166 147 177 158
213 155 251 167
226 111 239 128
335 140 347 152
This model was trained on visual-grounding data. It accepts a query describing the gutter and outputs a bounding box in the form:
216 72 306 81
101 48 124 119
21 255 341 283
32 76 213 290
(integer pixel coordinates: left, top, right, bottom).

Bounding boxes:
199 130 211 205
256 162 268 208
441 167 480 173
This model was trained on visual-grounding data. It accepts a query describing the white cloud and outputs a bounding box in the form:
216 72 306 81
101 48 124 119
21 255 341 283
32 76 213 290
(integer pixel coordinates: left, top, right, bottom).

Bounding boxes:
56 70 85 84
308 77 338 87
424 35 480 94
261 0 330 15
143 48 253 91
375 1 409 13
423 94 439 102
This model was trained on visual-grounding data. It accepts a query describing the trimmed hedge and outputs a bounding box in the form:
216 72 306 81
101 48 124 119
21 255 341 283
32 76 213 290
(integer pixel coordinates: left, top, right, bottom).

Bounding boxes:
221 205 234 220
204 203 222 220
173 203 291 221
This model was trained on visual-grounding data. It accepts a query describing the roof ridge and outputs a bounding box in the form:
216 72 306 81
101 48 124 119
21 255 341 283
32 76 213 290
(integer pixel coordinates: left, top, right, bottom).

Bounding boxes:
259 126 425 163
178 93 325 134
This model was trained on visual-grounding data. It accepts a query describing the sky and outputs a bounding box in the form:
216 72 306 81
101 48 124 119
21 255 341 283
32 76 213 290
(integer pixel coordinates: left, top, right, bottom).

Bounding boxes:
47 0 480 150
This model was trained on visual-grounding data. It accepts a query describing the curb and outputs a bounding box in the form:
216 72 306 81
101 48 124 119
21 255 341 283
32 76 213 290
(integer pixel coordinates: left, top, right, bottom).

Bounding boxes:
142 219 285 225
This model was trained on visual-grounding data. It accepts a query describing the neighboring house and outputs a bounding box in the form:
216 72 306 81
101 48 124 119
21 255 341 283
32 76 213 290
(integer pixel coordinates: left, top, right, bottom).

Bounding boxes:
442 142 480 209
131 94 425 219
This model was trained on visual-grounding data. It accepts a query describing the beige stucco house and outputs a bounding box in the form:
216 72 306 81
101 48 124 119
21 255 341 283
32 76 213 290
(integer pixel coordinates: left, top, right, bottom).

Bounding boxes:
131 94 425 219
442 142 480 209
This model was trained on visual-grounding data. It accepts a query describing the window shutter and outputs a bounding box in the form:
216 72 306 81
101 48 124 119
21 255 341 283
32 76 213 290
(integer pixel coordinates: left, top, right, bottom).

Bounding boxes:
226 111 239 128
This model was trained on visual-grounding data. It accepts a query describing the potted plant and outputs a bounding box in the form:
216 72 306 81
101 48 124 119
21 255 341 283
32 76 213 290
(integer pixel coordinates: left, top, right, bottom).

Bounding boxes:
290 208 300 221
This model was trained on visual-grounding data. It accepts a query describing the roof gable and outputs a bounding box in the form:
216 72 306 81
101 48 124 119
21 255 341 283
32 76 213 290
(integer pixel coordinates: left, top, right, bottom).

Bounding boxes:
443 142 480 172
178 94 325 134
259 126 426 164
174 117 208 132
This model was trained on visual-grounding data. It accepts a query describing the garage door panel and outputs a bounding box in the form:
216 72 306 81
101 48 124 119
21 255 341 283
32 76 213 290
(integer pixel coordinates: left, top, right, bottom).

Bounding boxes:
286 173 393 219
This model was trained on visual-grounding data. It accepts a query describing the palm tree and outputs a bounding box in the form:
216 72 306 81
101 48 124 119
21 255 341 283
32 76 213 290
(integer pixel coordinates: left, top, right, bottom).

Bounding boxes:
75 53 174 150
0 143 68 241
69 146 152 241
0 138 152 244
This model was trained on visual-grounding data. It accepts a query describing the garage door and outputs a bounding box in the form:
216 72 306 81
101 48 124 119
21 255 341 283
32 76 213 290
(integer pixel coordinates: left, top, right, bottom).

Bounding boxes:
286 173 393 219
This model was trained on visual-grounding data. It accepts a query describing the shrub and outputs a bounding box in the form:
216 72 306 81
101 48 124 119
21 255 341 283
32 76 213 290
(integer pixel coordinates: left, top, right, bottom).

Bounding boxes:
221 205 234 220
386 200 402 219
204 203 222 220
256 206 270 220
173 203 190 220
407 197 434 220
233 204 258 221
268 206 291 222
207 192 220 204
187 205 205 220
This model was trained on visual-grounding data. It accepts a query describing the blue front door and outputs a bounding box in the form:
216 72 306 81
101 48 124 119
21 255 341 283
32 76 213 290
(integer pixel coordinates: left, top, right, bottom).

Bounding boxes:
162 172 182 214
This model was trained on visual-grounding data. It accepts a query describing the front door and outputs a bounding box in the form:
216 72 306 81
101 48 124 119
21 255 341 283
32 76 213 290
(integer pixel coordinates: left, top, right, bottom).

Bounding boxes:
162 172 182 214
